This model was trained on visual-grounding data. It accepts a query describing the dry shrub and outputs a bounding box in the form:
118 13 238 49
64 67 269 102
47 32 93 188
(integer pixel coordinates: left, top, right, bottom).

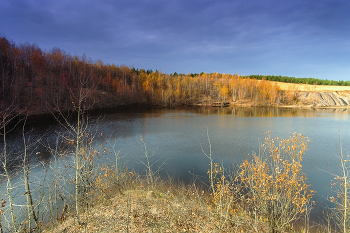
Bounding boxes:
94 165 136 204
238 132 314 232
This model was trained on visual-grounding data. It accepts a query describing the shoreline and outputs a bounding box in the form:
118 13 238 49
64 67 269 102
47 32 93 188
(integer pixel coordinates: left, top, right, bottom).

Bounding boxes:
12 101 350 123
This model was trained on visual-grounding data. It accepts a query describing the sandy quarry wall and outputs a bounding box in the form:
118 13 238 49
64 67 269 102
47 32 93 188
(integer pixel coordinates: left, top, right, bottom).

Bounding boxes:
273 81 350 107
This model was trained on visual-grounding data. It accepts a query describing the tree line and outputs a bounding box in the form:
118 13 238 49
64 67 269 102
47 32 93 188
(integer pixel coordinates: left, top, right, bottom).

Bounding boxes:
245 75 350 86
1 35 341 116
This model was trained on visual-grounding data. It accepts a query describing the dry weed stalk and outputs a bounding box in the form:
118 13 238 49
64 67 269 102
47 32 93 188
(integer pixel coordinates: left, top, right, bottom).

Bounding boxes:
328 135 350 233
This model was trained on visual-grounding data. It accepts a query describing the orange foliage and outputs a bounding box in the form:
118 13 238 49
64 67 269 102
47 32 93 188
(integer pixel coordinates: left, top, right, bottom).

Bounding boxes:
0 35 286 114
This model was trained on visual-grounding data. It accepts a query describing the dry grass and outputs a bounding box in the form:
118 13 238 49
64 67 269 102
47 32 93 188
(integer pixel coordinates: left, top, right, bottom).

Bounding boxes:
42 177 333 233
43 180 266 233
42 174 339 233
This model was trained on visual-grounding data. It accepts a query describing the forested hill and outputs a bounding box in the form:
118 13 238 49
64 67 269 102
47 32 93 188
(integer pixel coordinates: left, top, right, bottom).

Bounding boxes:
0 36 348 116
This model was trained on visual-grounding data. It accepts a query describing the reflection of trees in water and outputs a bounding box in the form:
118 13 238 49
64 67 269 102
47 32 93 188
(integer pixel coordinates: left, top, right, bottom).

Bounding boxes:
1 105 349 174
190 106 350 118
84 105 350 119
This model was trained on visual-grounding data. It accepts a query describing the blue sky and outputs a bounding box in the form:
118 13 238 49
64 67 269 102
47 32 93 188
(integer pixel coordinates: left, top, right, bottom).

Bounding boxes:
1 0 349 80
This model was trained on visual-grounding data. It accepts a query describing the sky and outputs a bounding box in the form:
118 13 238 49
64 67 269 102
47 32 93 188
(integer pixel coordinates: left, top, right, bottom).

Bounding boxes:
1 0 350 80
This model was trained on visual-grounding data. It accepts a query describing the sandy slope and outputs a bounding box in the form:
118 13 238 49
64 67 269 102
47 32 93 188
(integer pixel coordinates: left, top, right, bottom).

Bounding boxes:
275 81 350 92
269 81 350 107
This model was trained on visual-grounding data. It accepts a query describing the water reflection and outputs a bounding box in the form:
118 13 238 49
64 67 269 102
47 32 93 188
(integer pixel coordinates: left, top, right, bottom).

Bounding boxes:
2 106 350 174
1 106 350 223
98 106 350 118
189 106 350 118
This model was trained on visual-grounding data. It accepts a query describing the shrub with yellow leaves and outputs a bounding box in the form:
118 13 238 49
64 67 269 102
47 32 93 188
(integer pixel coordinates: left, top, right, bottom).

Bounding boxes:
238 132 313 232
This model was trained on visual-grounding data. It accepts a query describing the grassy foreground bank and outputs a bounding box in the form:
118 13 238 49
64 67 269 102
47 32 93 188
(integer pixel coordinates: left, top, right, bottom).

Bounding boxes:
42 169 325 233
44 178 262 232
42 133 343 233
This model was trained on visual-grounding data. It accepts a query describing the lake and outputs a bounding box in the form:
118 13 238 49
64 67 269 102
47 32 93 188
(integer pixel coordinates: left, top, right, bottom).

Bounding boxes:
97 106 350 222
2 106 350 224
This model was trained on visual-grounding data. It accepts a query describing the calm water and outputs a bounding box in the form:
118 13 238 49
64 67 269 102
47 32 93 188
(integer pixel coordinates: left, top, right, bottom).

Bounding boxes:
97 106 350 221
3 106 350 223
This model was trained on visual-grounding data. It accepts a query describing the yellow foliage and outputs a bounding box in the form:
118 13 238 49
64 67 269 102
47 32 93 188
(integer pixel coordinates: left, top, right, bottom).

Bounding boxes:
238 132 313 231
